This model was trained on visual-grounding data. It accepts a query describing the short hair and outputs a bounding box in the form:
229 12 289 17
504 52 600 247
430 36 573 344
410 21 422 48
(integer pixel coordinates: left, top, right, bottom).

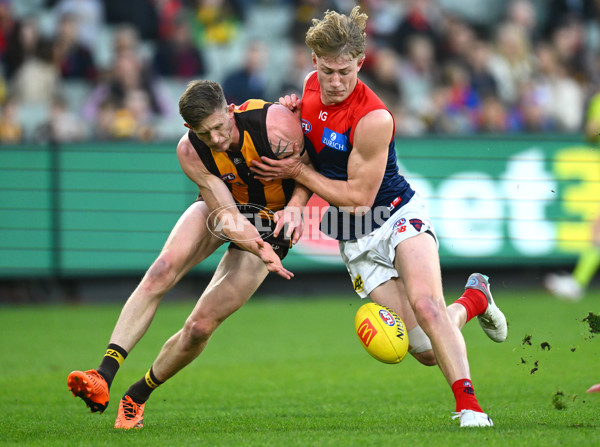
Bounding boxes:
305 6 368 60
178 80 227 129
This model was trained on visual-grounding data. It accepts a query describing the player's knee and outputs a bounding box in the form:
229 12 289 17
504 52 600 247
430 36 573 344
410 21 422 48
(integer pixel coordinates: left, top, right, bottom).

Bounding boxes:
143 256 178 293
182 317 217 347
412 350 437 366
412 295 445 329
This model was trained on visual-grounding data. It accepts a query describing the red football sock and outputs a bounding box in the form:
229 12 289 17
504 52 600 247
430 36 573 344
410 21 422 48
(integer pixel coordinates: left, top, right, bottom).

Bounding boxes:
454 289 488 323
452 378 483 413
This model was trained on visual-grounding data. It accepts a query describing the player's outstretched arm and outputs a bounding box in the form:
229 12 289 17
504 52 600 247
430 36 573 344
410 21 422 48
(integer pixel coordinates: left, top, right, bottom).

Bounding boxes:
256 238 293 279
177 135 294 279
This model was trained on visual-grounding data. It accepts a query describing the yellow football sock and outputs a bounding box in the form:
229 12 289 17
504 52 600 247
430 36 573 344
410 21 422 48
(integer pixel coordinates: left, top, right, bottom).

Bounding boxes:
573 247 600 289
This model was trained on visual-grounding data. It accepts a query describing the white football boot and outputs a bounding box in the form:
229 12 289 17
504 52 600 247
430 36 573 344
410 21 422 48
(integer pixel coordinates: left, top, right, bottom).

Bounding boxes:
543 273 583 301
465 273 508 343
452 409 494 427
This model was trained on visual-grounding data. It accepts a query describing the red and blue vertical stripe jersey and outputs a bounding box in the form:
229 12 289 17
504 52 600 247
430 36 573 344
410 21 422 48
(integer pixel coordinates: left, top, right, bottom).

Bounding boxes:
300 72 414 240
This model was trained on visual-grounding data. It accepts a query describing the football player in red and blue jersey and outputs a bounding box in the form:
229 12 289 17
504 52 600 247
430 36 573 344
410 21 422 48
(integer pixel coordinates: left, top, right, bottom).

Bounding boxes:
251 6 507 428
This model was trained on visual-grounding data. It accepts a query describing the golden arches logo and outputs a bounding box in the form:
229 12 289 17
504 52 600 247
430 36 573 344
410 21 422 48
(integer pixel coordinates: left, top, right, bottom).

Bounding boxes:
357 317 378 347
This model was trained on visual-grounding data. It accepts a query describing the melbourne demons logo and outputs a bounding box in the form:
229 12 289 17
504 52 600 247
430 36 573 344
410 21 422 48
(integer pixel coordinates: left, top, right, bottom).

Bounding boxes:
410 218 424 231
356 317 378 347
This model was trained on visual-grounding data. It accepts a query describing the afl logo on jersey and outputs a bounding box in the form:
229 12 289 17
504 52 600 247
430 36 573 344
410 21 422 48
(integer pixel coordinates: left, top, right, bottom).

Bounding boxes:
220 173 236 181
301 119 311 134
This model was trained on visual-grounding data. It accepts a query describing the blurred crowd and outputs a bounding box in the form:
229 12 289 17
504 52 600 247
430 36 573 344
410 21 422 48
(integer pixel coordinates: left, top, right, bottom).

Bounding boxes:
1 0 600 144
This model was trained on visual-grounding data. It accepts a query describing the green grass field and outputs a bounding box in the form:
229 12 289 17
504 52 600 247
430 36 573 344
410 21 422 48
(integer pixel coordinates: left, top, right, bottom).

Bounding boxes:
1 286 599 446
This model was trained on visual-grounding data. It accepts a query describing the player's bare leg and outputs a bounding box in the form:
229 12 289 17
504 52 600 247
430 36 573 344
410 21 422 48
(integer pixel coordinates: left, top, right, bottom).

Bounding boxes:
395 233 492 427
110 201 223 351
68 201 223 413
114 249 269 428
153 249 268 380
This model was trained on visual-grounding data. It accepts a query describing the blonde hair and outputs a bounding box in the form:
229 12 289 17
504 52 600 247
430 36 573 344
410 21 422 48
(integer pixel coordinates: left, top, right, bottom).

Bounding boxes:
305 6 368 59
178 80 226 130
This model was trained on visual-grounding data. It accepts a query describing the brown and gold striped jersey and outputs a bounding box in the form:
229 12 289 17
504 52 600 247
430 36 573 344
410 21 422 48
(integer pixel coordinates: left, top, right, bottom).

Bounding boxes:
188 100 295 214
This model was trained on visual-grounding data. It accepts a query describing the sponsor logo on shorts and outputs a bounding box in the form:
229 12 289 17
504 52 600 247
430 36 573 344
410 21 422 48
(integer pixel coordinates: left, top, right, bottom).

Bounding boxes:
409 218 424 231
353 274 365 293
394 218 407 234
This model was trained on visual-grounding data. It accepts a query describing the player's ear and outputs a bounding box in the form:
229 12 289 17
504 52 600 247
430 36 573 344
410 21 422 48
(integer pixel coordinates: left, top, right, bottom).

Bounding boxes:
184 123 191 129
357 56 366 72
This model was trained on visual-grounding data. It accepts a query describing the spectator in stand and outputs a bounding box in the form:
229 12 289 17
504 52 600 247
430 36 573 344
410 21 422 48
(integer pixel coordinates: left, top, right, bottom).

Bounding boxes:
82 26 174 126
465 39 499 100
53 12 97 81
10 37 61 107
155 0 184 41
439 61 480 133
33 94 87 143
288 0 341 45
514 79 555 132
389 0 444 58
477 94 509 133
0 95 23 143
222 40 268 104
50 0 104 51
397 34 438 127
549 15 589 84
3 15 41 80
101 0 159 41
438 16 477 66
544 0 598 40
359 46 402 112
90 88 155 141
153 15 206 78
277 42 314 98
0 0 17 62
532 42 583 132
504 0 540 42
361 0 404 48
487 21 535 106
111 24 146 61
192 0 242 46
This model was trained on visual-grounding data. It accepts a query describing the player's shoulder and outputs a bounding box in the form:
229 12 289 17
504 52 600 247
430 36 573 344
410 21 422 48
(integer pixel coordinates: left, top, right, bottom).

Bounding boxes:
176 131 196 158
356 108 393 133
237 99 270 112
304 71 318 90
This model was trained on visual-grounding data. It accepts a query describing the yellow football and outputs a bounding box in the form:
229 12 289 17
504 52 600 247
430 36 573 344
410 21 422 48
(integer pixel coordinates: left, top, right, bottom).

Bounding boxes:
354 302 409 364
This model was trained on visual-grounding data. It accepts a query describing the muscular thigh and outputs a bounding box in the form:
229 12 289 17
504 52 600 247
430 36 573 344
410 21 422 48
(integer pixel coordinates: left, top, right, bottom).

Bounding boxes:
188 248 269 324
394 232 444 306
157 201 224 275
369 276 420 331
